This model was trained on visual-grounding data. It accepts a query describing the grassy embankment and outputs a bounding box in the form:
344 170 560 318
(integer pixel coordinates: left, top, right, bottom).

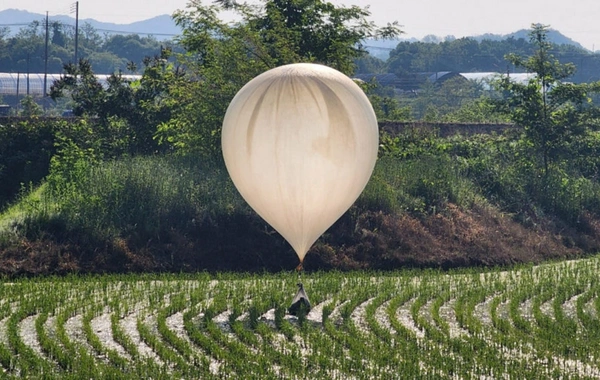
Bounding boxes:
2 124 600 274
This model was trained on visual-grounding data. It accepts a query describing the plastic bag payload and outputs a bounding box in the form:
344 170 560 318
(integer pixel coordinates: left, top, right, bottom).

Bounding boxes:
288 283 311 316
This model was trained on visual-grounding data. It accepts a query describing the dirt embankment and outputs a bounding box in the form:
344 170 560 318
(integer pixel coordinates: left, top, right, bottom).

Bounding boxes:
1 203 597 276
309 204 596 270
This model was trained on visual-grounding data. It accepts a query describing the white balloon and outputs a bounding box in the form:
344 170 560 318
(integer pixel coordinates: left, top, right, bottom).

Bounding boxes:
222 63 378 263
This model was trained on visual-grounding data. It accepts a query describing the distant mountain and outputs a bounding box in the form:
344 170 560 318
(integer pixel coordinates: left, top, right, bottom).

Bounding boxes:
0 9 181 40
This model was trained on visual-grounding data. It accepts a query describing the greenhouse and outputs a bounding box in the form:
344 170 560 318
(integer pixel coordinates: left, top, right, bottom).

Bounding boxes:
0 73 141 96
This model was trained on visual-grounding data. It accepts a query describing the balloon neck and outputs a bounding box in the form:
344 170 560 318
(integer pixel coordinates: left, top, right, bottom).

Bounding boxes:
295 262 304 272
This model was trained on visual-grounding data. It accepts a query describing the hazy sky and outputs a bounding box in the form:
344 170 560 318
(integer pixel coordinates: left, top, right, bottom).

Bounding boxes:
3 0 600 51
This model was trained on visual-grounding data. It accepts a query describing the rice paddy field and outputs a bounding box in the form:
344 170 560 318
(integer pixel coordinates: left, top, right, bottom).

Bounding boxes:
2 256 600 379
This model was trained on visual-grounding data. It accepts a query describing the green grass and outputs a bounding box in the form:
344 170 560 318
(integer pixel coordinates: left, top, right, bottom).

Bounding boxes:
0 155 248 244
0 258 599 378
3 133 600 274
6 135 591 236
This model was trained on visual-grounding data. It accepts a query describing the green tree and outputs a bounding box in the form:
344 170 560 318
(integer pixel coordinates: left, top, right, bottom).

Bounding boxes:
51 21 67 47
86 51 128 73
156 0 400 157
19 95 43 116
369 94 412 121
0 27 9 65
79 22 103 53
50 48 180 156
102 34 163 68
436 76 483 109
495 24 600 175
7 21 46 72
355 54 386 74
385 34 600 84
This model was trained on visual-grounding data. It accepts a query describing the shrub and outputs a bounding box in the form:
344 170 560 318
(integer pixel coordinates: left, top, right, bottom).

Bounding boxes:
359 155 478 215
0 118 60 210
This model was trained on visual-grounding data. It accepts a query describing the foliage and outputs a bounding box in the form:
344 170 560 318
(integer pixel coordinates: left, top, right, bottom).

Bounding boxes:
50 49 183 156
356 79 412 121
405 76 495 121
359 154 478 215
385 34 600 84
155 0 400 157
369 94 412 121
42 155 242 242
5 21 600 276
354 54 387 74
18 95 43 116
0 118 61 210
378 124 600 226
0 20 166 74
438 97 509 123
493 24 600 175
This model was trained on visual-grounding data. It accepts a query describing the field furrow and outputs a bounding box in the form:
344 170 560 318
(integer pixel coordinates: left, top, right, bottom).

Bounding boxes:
19 314 46 359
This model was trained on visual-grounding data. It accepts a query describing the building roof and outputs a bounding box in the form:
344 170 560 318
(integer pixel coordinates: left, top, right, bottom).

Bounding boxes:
427 71 458 82
460 72 536 84
353 73 402 87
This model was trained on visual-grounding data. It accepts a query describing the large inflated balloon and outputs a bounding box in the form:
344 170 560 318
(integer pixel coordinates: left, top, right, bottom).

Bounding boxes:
222 63 378 263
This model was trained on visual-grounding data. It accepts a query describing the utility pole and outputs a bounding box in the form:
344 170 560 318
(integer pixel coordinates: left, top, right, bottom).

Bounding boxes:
26 53 30 96
71 1 79 64
16 73 20 107
44 11 49 96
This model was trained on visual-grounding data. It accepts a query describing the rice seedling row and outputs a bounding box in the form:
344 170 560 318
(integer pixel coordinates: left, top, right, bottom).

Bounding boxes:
2 258 600 378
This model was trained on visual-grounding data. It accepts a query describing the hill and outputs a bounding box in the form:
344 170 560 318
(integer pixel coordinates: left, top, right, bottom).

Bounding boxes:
364 28 588 60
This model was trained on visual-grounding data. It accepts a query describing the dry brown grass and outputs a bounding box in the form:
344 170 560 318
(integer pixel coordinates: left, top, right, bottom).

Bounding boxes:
305 203 586 271
0 203 596 276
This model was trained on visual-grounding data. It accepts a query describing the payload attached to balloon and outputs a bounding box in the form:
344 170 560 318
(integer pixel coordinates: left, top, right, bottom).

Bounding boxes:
222 63 379 265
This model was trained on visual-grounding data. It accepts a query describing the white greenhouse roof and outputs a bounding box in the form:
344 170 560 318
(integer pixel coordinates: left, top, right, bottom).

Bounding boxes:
0 73 142 96
460 72 536 84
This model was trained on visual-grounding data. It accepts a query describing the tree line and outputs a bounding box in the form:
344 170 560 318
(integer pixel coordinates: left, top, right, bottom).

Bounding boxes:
359 35 600 84
0 20 167 74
